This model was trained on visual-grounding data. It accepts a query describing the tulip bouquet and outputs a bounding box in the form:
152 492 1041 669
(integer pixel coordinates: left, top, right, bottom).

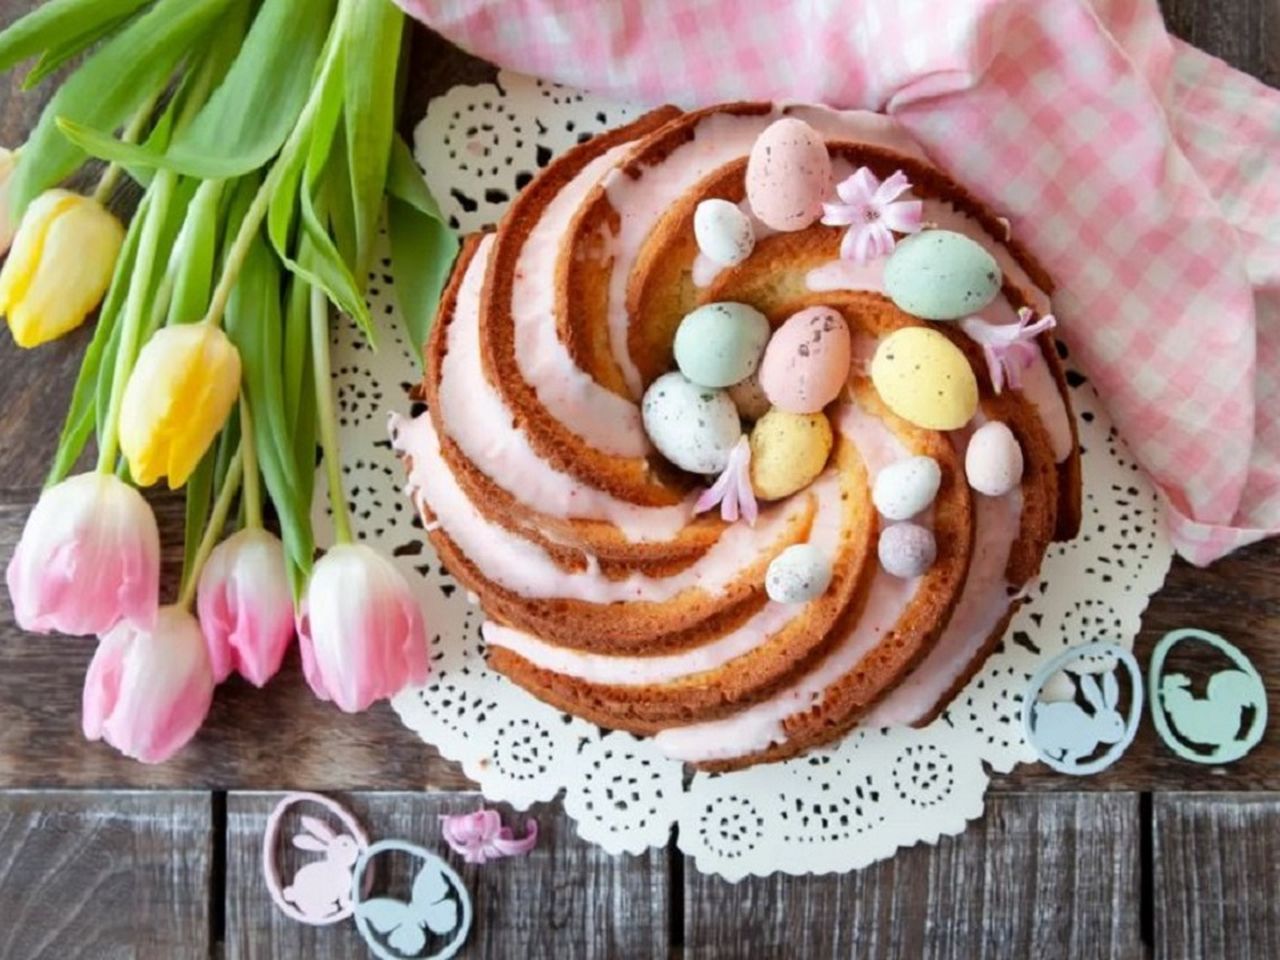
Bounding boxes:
1 0 457 762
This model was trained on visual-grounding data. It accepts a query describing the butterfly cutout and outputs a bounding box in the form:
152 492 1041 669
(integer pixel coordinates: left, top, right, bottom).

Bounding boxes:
353 841 473 960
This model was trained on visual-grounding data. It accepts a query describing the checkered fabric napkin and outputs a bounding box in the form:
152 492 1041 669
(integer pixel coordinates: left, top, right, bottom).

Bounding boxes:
398 0 1280 566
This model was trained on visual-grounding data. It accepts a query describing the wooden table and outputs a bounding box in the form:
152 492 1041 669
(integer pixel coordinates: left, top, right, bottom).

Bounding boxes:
1 2 1277 957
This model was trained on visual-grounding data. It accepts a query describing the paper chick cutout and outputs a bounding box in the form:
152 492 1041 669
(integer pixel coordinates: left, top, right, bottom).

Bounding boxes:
353 840 473 960
1022 642 1144 775
1148 628 1268 765
263 792 371 925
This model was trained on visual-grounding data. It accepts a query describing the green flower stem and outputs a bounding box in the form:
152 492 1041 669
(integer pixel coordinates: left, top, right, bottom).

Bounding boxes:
91 89 161 206
309 283 353 545
177 445 244 610
239 395 264 530
95 169 175 472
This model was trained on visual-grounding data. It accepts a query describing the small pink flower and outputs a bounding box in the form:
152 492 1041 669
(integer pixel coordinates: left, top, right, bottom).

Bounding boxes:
83 605 215 764
197 529 295 687
440 809 539 864
297 544 428 713
821 168 923 264
7 472 160 636
693 435 757 526
961 308 1058 394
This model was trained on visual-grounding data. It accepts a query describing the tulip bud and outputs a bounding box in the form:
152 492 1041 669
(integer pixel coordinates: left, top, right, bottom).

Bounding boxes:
297 544 429 713
6 472 160 635
197 528 295 687
0 188 124 348
82 606 215 764
0 148 17 256
119 324 241 489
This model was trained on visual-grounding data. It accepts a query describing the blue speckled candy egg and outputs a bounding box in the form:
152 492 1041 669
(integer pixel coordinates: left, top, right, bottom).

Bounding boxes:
641 371 742 474
766 544 833 604
674 302 771 388
884 230 1002 320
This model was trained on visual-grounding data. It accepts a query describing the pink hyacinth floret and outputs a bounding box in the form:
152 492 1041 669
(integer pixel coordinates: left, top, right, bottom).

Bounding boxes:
961 308 1058 394
440 809 539 864
693 435 757 526
821 167 923 264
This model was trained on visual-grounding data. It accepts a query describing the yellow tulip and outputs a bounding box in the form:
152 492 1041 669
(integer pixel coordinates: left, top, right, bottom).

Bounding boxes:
119 324 241 489
0 188 124 348
0 148 18 256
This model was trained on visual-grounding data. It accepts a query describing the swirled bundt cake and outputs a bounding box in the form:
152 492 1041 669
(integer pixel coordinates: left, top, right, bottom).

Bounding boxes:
392 102 1081 770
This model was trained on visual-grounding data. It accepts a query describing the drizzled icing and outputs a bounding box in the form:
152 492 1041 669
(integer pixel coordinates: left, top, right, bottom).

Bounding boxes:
393 410 808 604
440 235 691 542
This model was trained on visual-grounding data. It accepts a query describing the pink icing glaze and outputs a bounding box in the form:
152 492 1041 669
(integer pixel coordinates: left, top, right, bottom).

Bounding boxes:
805 257 887 292
440 235 691 541
512 140 649 458
392 410 812 604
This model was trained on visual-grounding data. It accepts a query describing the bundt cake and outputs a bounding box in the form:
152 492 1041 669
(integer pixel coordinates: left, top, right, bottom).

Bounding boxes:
392 102 1081 771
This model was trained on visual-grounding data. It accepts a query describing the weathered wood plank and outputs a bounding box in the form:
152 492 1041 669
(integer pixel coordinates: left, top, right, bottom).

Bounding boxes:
1153 793 1280 959
1160 0 1279 86
224 791 669 960
684 793 1142 959
0 790 212 960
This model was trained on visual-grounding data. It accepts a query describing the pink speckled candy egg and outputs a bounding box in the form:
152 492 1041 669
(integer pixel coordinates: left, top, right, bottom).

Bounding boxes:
745 118 831 232
758 306 852 414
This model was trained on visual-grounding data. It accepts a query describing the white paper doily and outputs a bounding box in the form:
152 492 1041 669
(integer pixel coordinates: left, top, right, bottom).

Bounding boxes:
313 72 1173 881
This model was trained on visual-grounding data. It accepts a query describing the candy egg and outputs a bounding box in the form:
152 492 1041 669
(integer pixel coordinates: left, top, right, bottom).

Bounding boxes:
870 327 978 431
765 544 833 604
884 230 1003 320
745 118 831 232
872 455 942 521
965 421 1024 496
674 302 771 388
749 409 833 500
878 523 937 578
758 306 851 414
694 198 756 267
641 372 742 475
728 370 772 422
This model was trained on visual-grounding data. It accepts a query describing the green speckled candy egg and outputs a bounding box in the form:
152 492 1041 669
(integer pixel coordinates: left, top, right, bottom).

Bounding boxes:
673 302 771 388
884 230 1002 320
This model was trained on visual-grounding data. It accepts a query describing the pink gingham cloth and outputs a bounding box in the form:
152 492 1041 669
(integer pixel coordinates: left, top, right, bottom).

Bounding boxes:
398 0 1280 566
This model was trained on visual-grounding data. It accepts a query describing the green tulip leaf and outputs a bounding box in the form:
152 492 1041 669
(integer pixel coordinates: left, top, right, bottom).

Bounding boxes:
0 0 152 76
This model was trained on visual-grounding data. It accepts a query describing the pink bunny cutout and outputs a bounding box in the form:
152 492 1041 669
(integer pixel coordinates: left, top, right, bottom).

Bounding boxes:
263 792 371 925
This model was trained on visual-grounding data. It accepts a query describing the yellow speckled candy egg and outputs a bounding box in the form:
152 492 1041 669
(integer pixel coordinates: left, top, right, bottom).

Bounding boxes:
870 327 978 430
749 409 833 500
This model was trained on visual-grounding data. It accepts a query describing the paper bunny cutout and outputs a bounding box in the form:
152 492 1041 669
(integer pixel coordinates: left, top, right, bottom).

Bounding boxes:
263 793 371 925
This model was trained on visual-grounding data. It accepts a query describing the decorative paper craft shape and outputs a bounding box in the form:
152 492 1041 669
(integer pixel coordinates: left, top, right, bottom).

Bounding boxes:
353 840 473 960
1022 642 1144 775
1148 628 1268 764
262 792 370 925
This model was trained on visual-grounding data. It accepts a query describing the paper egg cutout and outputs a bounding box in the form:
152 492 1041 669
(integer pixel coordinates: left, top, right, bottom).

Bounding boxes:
674 302 771 388
694 198 756 267
727 370 772 422
745 117 831 232
965 421 1024 496
884 230 1002 320
352 840 473 960
758 306 852 414
749 409 833 500
870 327 979 430
872 455 942 521
642 372 741 475
877 522 936 578
1148 628 1268 765
765 544 833 604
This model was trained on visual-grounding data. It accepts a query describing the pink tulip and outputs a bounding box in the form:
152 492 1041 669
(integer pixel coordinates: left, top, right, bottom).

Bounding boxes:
296 544 428 713
7 472 160 635
82 605 215 764
196 529 295 686
440 809 539 864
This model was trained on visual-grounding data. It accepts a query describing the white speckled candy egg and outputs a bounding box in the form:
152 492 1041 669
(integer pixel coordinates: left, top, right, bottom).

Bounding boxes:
878 523 937 578
884 230 1003 320
674 302 771 388
745 118 831 232
641 372 742 475
759 306 852 414
965 421 1024 496
694 198 755 267
728 370 772 422
872 456 942 521
765 544 833 604
870 327 978 431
